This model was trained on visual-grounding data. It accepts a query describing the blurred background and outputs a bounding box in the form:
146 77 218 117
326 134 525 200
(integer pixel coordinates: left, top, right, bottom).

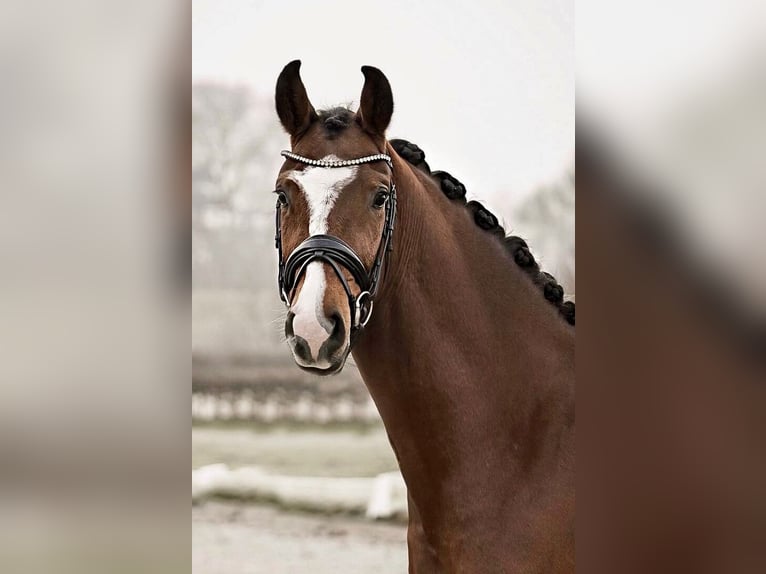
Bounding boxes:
0 1 188 573
192 0 573 571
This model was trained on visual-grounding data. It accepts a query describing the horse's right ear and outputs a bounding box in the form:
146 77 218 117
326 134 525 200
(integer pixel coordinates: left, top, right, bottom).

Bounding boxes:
275 60 317 139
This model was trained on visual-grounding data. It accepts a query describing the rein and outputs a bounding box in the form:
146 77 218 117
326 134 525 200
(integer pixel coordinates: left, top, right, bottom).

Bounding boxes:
275 150 397 343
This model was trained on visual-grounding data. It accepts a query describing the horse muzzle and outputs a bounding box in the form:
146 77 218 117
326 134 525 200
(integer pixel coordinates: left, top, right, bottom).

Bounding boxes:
285 305 349 375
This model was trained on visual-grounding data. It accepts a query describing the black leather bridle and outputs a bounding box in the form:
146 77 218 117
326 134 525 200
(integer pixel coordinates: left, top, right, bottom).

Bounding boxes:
275 150 397 342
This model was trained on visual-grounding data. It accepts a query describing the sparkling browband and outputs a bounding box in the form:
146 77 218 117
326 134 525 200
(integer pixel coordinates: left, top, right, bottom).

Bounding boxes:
281 150 393 169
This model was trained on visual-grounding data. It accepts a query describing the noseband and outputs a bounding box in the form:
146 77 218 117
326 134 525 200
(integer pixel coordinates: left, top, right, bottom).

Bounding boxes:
275 150 397 343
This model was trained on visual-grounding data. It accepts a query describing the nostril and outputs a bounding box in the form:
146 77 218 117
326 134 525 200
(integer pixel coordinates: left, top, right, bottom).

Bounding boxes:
292 336 312 363
329 312 343 339
285 312 295 337
319 312 346 362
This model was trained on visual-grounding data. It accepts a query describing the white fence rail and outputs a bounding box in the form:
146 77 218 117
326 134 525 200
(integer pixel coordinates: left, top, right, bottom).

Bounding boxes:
192 464 407 520
192 392 382 424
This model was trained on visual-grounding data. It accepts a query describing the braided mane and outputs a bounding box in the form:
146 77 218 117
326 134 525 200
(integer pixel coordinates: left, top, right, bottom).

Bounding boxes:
391 139 575 326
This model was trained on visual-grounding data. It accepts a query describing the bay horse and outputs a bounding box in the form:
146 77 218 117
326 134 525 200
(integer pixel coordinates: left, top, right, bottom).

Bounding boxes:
272 60 575 573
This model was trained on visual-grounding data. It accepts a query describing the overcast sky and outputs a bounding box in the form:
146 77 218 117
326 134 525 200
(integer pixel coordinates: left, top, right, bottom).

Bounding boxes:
192 0 574 208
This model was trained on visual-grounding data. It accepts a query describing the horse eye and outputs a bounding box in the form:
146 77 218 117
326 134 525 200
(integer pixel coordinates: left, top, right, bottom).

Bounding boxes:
275 190 288 207
373 189 389 209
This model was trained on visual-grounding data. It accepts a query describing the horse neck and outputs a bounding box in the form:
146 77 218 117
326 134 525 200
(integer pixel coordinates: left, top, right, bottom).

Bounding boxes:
352 153 575 534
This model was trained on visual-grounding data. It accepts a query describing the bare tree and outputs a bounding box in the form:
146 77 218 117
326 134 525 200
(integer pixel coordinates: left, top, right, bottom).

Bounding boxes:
192 83 282 222
514 169 575 296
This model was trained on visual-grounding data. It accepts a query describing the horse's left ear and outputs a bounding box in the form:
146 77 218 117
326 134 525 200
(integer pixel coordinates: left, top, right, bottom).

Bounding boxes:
275 60 317 140
357 66 393 137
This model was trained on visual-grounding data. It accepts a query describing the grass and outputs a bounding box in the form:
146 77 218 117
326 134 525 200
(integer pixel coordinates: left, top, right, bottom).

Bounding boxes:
192 423 399 478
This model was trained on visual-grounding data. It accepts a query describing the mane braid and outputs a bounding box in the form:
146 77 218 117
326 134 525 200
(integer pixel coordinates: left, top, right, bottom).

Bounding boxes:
391 139 575 326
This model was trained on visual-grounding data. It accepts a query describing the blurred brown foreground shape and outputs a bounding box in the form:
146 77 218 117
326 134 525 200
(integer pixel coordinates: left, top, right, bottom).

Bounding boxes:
577 129 766 573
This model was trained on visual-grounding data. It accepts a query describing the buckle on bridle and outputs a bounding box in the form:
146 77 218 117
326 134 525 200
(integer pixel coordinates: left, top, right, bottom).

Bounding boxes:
354 291 373 329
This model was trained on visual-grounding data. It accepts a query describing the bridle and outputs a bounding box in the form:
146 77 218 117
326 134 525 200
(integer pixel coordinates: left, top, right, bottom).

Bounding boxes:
275 150 397 343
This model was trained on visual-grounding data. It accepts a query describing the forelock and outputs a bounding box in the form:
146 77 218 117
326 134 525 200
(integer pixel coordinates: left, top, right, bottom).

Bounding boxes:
317 107 355 137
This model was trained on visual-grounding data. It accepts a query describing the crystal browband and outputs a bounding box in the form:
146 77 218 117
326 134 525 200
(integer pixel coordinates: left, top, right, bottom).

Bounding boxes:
281 150 393 169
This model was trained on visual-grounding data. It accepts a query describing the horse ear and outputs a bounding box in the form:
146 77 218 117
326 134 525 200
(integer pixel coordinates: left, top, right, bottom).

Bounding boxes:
357 66 393 137
275 60 317 139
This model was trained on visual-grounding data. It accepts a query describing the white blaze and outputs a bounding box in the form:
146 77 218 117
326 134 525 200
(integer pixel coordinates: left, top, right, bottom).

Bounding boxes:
286 156 357 363
287 156 358 235
291 261 332 366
